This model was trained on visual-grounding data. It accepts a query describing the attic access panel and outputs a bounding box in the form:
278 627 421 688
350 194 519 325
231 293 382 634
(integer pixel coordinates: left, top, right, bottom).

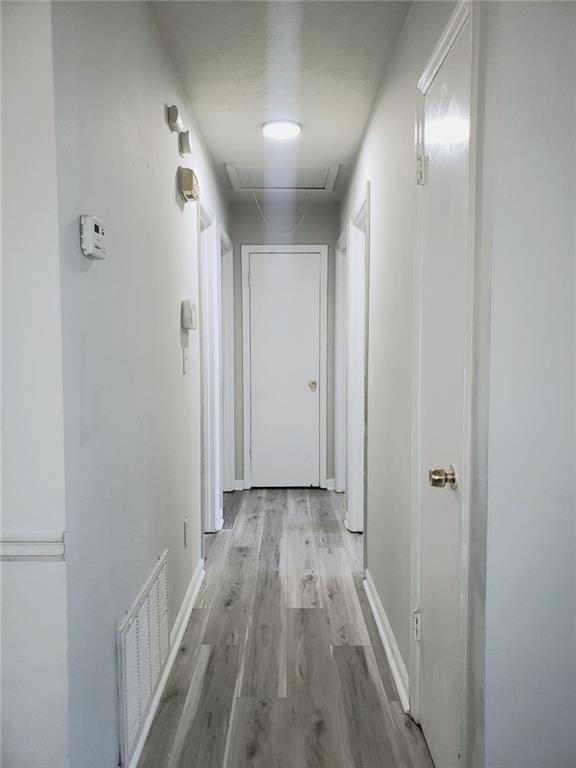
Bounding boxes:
225 164 340 192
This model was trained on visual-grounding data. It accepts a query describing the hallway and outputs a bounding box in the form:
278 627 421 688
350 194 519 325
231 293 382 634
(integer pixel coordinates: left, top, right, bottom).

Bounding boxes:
139 489 432 768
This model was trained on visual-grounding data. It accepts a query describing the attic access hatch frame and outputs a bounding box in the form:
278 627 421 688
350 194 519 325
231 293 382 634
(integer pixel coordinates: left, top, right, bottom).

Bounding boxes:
225 164 340 193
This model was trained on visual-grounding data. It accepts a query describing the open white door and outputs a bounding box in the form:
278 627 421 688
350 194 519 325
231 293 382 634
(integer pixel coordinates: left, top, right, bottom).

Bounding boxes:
414 5 473 766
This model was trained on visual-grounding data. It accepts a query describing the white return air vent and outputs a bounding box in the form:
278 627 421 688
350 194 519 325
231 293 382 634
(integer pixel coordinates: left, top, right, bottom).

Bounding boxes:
225 164 340 192
117 550 169 767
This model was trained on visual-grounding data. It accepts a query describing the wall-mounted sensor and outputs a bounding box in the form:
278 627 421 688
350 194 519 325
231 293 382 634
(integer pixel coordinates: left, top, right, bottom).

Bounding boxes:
179 130 192 155
80 215 107 259
177 167 199 203
167 104 183 133
181 300 198 331
181 299 193 331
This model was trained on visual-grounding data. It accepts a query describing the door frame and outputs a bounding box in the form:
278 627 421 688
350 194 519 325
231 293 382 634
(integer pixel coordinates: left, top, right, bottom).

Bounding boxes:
334 230 348 494
241 244 328 489
199 205 234 532
220 229 235 493
410 2 477 760
334 183 370 534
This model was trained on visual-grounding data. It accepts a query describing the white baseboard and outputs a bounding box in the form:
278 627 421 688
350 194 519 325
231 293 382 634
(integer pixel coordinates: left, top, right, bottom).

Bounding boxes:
234 480 244 491
127 558 205 768
363 569 410 712
325 478 335 491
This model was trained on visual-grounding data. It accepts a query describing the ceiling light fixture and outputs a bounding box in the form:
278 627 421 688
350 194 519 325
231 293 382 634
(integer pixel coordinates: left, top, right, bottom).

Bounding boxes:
262 120 302 140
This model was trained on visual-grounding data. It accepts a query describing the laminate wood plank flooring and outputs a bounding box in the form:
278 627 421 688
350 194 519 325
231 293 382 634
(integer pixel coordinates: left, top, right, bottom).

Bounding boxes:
139 489 433 768
286 489 323 609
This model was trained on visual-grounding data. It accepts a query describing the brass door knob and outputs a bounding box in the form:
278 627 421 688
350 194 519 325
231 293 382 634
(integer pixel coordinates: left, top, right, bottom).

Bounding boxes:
308 380 317 392
429 465 458 489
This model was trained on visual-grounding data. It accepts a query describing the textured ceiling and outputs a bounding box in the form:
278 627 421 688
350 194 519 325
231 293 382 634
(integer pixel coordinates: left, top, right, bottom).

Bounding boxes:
151 1 410 201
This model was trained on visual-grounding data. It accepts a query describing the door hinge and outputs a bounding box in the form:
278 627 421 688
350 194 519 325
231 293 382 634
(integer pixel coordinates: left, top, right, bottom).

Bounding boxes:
412 608 422 641
416 155 428 186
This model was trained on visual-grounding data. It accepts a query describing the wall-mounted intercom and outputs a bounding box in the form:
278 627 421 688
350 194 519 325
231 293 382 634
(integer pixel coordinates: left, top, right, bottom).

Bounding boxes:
80 215 107 259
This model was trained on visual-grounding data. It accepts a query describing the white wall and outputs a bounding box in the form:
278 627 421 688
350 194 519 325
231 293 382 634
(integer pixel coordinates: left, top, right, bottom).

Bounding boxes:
1 3 69 766
51 2 228 765
478 4 576 766
341 0 456 666
230 202 339 483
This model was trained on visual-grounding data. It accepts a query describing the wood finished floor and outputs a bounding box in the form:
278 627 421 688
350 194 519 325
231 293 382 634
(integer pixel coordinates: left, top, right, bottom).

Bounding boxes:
138 489 433 768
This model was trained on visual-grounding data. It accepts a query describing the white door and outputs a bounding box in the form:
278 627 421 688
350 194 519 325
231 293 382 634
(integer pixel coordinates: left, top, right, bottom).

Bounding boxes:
345 222 366 532
246 248 325 487
417 11 472 768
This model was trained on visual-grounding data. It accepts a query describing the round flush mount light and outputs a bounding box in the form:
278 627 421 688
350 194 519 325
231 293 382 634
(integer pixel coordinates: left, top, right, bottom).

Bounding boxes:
261 120 302 140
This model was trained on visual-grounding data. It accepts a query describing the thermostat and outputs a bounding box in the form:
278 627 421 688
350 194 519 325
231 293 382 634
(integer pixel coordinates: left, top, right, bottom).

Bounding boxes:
80 215 107 259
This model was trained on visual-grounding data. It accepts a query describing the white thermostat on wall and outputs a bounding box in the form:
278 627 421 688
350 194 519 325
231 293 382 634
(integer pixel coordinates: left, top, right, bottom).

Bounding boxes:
80 215 107 259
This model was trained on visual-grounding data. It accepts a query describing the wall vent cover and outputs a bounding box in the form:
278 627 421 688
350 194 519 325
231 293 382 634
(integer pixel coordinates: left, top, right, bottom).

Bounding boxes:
225 164 340 192
117 550 169 766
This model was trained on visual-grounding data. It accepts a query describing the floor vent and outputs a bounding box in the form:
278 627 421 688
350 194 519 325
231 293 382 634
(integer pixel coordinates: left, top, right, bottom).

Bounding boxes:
117 550 169 767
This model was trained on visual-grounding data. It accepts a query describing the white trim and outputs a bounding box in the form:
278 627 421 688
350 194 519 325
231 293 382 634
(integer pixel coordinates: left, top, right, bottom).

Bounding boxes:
343 181 370 536
220 226 233 254
319 248 328 489
127 559 205 768
241 245 329 489
234 480 245 492
0 530 65 561
241 249 252 488
418 1 471 95
221 227 236 493
334 231 347 494
363 570 409 712
351 195 368 232
411 0 476 752
325 478 335 491
199 210 225 532
199 204 214 232
410 93 425 721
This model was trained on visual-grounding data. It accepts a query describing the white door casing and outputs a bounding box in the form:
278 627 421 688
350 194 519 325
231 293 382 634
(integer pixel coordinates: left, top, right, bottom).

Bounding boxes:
334 185 370 534
345 204 368 533
242 245 328 488
412 4 474 767
221 235 235 493
199 212 232 532
334 233 348 495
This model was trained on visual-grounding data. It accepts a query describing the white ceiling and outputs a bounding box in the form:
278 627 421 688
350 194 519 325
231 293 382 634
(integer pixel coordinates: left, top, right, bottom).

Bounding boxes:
151 1 410 202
